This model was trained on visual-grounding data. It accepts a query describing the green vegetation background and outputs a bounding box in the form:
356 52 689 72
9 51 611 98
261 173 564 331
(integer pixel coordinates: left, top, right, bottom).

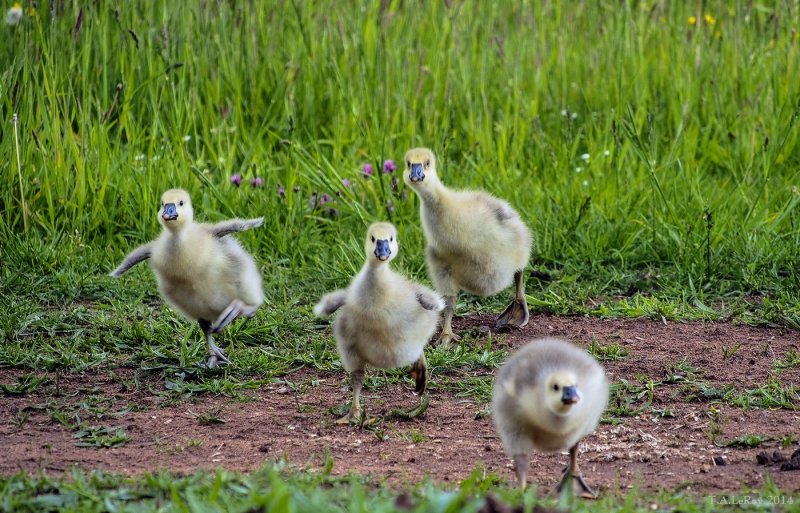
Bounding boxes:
2 1 800 323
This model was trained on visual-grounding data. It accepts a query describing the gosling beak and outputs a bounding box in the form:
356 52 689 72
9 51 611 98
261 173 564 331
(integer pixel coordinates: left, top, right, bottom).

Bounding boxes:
561 385 579 405
409 163 425 183
162 203 178 221
374 239 391 261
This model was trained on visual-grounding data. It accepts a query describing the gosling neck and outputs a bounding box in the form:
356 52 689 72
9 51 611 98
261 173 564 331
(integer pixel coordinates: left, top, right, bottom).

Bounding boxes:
161 219 193 242
357 259 393 301
414 178 446 205
365 258 392 276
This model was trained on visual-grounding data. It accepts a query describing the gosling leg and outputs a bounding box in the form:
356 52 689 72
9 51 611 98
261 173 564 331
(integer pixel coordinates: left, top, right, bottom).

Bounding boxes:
211 299 260 334
336 369 364 424
513 453 529 491
496 271 529 328
199 319 231 368
555 443 598 499
409 352 428 395
435 295 461 348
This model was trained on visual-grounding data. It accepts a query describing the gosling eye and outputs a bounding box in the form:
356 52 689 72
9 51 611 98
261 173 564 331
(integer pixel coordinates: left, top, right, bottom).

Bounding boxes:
424 159 430 168
161 202 164 207
178 200 184 207
390 236 393 242
553 384 560 391
371 236 375 243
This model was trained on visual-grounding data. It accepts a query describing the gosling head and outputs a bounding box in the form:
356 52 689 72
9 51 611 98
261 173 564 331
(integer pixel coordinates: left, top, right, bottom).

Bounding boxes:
365 222 399 265
403 147 439 190
544 370 581 415
159 189 193 231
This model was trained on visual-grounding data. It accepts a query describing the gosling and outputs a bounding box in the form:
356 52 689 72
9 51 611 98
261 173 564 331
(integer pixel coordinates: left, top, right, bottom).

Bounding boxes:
314 222 444 423
110 189 264 367
492 337 609 497
403 148 532 347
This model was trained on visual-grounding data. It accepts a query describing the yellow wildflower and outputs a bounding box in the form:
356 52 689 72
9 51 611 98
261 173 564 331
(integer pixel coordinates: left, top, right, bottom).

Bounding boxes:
688 15 697 25
5 2 22 25
704 14 716 25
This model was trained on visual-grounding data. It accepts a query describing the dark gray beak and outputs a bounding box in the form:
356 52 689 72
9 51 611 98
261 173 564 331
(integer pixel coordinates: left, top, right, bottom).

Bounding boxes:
374 239 391 261
561 385 579 405
162 203 178 221
409 163 425 182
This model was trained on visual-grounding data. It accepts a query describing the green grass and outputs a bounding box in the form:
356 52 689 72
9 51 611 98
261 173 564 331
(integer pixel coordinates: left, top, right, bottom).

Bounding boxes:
774 349 800 371
716 434 771 449
72 425 130 449
1 464 798 513
2 1 800 323
587 339 630 361
680 377 799 410
2 0 800 510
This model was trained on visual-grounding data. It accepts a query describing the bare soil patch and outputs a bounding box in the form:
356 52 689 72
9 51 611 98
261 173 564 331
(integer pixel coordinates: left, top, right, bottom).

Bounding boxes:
1 314 799 495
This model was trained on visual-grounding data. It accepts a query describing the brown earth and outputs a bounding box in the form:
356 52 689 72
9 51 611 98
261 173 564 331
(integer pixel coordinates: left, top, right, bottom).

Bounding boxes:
1 313 799 496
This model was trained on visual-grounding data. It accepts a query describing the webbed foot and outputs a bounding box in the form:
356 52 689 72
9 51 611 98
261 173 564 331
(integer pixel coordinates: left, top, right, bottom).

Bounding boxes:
206 345 231 368
496 298 529 328
435 330 461 349
555 470 598 499
335 403 363 425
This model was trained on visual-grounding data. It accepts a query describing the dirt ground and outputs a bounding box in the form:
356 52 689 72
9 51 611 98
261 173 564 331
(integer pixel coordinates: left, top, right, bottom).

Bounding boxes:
1 313 799 496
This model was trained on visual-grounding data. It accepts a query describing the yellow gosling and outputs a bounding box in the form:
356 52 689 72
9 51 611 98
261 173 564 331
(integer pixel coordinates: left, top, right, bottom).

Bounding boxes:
314 222 444 423
110 189 264 367
492 337 609 497
403 148 532 347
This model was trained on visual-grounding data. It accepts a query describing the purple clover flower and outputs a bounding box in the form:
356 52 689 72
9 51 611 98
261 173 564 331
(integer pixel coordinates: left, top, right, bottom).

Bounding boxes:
342 178 351 188
362 163 374 178
277 184 286 199
250 176 263 188
382 159 396 174
293 185 300 193
230 174 242 187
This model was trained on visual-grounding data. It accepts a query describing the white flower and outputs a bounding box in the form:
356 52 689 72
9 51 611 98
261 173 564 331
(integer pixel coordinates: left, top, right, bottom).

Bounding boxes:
134 154 146 162
582 180 589 187
571 112 578 120
580 153 590 162
560 109 568 117
575 166 583 173
5 3 22 25
604 150 611 157
182 135 192 142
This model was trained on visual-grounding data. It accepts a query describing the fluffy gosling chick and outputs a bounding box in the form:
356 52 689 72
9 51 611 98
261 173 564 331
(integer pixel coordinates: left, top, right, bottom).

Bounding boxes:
403 148 533 347
314 222 444 423
111 189 264 367
492 337 609 497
